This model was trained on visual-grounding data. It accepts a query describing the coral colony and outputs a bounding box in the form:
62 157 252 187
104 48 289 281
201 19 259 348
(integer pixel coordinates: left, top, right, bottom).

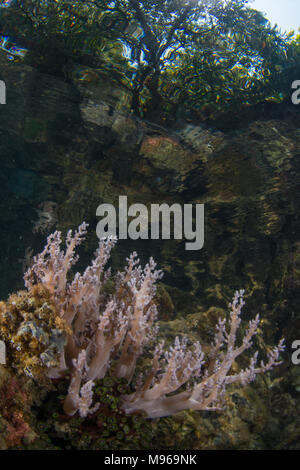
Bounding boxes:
0 223 284 420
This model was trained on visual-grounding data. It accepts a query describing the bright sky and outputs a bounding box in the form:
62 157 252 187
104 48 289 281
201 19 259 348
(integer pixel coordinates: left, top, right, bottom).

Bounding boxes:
250 0 300 33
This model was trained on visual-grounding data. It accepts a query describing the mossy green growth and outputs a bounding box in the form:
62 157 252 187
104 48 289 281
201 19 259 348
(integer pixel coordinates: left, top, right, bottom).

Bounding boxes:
29 373 155 450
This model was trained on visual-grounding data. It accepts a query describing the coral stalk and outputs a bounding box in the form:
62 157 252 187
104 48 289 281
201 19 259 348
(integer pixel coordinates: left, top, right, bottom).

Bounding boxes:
17 224 285 419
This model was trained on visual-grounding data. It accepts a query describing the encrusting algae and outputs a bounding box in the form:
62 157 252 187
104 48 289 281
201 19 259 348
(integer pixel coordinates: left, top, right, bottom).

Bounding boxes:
0 284 71 380
0 367 36 449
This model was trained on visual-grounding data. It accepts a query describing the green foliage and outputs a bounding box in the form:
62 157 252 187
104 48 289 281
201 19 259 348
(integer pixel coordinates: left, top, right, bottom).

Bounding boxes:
1 0 299 118
160 4 295 118
0 0 129 76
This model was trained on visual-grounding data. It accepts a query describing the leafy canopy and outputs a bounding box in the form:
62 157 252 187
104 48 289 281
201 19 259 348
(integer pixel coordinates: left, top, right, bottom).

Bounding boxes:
0 0 299 119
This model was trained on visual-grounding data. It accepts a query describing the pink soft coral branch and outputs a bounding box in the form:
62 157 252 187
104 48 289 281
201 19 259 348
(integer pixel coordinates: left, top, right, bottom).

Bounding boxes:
24 224 285 419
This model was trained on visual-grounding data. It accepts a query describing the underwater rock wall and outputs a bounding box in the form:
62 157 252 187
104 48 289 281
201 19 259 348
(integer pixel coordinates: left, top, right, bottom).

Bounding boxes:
0 53 300 449
0 55 299 320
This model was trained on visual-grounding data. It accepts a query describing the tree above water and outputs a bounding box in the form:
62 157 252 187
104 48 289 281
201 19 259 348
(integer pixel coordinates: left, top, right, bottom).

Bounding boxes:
0 0 299 119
